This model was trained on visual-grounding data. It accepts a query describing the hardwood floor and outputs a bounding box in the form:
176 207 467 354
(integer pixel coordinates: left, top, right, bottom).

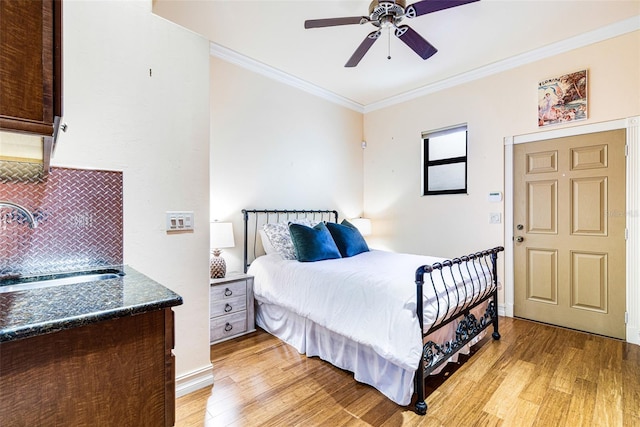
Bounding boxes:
175 317 640 426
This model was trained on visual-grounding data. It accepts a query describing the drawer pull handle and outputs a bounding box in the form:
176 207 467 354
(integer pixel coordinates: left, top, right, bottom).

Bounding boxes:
224 303 232 313
224 323 233 332
224 288 233 297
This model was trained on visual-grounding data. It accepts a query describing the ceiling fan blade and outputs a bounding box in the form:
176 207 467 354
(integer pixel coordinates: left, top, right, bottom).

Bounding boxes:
395 25 437 60
405 0 479 18
304 16 368 29
345 31 381 67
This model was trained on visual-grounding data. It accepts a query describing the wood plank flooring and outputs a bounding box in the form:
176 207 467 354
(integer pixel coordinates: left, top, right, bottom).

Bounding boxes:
175 317 640 426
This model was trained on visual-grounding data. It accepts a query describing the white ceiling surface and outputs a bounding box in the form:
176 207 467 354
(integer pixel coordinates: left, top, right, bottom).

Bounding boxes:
153 1 640 111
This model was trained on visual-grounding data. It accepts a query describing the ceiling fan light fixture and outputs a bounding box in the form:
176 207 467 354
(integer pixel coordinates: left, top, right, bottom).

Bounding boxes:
378 15 399 29
304 0 480 67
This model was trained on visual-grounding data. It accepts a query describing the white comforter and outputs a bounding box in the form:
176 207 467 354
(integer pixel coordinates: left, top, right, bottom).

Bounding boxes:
248 250 490 372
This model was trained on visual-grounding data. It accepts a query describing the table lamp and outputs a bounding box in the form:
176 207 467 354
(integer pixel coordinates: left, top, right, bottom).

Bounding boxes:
349 217 372 236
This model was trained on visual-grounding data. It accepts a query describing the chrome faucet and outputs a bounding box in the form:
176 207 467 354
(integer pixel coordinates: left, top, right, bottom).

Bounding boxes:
0 201 37 228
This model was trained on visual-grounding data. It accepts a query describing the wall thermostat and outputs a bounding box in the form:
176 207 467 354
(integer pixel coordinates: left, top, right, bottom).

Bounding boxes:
488 192 502 202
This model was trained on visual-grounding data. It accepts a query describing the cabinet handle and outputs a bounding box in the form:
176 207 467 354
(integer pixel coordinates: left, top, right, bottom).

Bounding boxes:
224 288 232 297
224 303 232 313
224 323 233 332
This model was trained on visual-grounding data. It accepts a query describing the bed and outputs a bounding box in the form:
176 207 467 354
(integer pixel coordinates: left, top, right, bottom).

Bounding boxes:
242 209 503 415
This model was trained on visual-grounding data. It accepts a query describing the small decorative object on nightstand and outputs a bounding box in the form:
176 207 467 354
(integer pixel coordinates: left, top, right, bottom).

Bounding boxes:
210 221 235 279
210 274 255 344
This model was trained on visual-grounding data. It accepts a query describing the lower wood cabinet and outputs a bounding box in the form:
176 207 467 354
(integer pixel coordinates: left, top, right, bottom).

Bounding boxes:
210 274 255 344
0 308 176 426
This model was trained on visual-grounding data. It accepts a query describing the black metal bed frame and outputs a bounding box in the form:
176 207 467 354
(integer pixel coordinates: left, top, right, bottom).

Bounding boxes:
242 209 504 416
242 209 338 273
413 246 504 415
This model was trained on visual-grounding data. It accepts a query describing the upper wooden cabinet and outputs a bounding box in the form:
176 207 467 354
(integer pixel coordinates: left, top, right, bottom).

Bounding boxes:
0 0 62 137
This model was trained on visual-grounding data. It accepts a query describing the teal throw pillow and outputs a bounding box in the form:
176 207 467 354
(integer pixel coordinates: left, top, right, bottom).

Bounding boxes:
289 222 342 262
325 219 369 258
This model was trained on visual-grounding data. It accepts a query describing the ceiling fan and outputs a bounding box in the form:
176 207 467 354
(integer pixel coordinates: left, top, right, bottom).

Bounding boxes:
304 0 479 67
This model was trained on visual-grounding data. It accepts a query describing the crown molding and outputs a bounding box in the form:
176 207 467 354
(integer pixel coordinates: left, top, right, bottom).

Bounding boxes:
365 15 640 112
209 16 639 115
209 43 365 113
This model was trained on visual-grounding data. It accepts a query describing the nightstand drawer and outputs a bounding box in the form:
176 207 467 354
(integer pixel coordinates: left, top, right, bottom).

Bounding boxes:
210 280 246 300
210 311 247 342
210 295 246 318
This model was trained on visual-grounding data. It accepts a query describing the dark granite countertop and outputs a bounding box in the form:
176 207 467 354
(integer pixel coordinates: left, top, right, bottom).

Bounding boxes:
0 266 183 343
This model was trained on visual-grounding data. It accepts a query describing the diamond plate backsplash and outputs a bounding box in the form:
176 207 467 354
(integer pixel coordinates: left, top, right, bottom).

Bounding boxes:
0 160 45 183
0 167 123 279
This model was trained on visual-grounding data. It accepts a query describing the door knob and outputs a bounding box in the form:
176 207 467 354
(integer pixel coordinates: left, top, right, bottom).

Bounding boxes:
515 236 524 243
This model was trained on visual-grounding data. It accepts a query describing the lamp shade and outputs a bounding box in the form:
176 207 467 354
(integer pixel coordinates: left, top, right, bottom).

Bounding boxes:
210 222 235 249
349 218 372 236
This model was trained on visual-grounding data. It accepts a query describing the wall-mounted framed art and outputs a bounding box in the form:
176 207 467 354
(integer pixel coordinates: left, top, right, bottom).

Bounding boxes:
538 69 588 127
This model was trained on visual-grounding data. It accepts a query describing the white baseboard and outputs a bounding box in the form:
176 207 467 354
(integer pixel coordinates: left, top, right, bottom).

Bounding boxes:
502 303 514 318
498 304 506 317
175 363 214 398
627 326 640 346
498 303 514 318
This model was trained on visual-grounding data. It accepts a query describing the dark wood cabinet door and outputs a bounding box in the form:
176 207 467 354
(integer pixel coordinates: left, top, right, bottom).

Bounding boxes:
0 0 62 136
0 309 175 426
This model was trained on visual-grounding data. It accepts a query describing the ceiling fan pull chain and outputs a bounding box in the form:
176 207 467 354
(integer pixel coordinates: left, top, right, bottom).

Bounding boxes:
387 26 391 60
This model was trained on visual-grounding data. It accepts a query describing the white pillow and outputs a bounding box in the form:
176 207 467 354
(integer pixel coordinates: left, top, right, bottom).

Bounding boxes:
261 219 318 260
258 229 277 255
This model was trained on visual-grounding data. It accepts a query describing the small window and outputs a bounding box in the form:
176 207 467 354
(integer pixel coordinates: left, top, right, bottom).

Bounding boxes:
422 125 468 195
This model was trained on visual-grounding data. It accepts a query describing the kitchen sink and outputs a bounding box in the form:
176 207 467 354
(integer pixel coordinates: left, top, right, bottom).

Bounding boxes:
0 269 125 293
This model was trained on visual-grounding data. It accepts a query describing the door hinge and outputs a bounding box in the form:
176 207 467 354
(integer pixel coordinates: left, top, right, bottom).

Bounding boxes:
625 311 629 324
625 144 629 156
625 228 629 240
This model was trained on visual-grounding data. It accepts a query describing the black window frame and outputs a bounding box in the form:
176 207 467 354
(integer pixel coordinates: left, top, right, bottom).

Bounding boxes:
422 126 468 196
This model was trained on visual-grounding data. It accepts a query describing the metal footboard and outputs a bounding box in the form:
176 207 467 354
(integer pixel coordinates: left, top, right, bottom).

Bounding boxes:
413 246 504 415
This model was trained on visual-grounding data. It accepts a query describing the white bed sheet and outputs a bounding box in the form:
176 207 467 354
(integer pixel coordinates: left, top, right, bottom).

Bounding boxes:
248 250 492 373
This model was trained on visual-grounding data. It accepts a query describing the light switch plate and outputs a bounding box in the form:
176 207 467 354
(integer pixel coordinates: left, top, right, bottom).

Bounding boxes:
489 212 502 224
166 211 194 231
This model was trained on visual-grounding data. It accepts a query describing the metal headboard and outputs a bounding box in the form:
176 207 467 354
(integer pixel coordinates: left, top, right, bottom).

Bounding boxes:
241 209 339 273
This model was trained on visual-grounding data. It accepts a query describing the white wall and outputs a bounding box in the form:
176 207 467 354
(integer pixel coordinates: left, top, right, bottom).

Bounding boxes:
210 56 364 274
364 31 640 302
53 0 212 393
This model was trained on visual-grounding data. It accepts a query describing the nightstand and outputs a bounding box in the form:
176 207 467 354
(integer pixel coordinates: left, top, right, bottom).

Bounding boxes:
209 274 255 344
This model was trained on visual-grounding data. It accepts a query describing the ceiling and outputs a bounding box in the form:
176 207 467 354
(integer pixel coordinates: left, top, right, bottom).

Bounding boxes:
153 1 640 111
